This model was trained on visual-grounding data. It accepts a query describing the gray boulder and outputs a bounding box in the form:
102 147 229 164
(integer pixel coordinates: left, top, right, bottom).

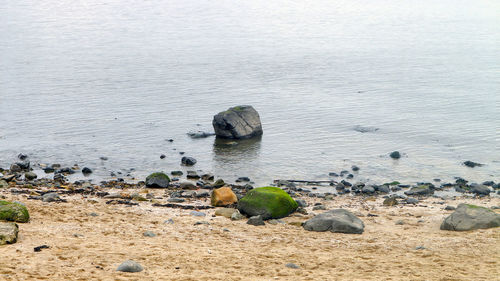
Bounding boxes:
0 222 19 245
117 260 143 272
404 185 433 196
303 209 364 234
440 203 500 231
212 105 263 139
470 185 491 196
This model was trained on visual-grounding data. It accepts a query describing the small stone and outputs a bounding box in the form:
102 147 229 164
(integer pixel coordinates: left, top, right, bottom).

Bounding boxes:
181 157 197 166
444 206 456 211
415 246 426 250
295 199 308 208
88 212 99 217
100 157 108 160
179 181 197 190
167 198 185 203
117 260 143 273
390 151 401 159
164 219 174 224
34 245 50 252
463 161 483 168
42 192 60 202
171 171 183 176
230 212 244 221
247 215 265 226
24 172 37 181
190 211 206 217
194 221 209 225
285 263 300 269
395 220 405 225
406 198 419 204
143 231 156 237
160 154 166 159
0 222 19 245
383 197 398 206
186 171 200 180
351 165 360 172
82 167 93 175
312 205 326 211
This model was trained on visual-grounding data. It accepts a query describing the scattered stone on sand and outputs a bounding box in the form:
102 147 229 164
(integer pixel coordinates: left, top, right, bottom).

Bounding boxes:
211 187 238 207
303 209 365 234
181 157 197 166
34 245 50 252
312 205 326 211
406 198 419 204
201 173 215 181
145 172 170 188
395 220 405 225
295 199 308 208
164 219 174 224
247 215 265 226
212 179 225 188
444 206 456 211
143 231 156 237
238 186 298 219
0 201 30 222
117 260 143 273
383 197 398 206
167 198 185 203
0 222 19 245
389 151 401 159
214 208 238 218
440 203 500 231
190 211 206 217
463 161 483 168
212 105 263 139
194 221 210 225
42 192 60 202
285 263 300 269
171 171 183 176
231 212 244 221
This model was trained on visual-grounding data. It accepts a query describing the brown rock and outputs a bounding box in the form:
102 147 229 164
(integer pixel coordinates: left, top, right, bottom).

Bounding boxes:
211 187 237 207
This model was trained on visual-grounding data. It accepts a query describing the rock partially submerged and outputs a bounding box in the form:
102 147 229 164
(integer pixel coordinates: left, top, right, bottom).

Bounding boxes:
238 187 298 219
0 201 30 223
303 209 364 234
0 222 19 245
212 105 263 139
463 161 483 168
440 204 500 231
145 172 170 188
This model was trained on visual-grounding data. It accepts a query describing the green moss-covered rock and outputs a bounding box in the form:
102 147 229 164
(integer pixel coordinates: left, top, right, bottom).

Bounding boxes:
145 172 170 188
237 187 298 219
0 201 30 223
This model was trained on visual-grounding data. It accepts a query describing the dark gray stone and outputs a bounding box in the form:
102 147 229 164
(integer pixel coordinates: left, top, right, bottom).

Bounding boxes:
463 161 483 168
247 215 265 226
181 157 197 166
440 204 500 231
389 151 401 159
470 185 491 196
361 186 375 194
82 167 92 175
145 172 170 188
404 185 433 196
24 172 37 181
295 199 308 208
212 105 263 139
303 209 364 234
42 192 60 202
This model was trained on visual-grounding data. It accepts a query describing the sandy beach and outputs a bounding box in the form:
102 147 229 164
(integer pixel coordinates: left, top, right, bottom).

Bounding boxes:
1 187 498 281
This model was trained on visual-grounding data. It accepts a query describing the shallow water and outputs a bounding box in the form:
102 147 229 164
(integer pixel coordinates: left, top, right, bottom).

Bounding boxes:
1 0 499 185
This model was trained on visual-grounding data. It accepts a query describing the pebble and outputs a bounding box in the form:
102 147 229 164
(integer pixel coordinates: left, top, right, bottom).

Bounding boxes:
285 263 300 269
190 211 206 217
143 231 156 237
42 192 60 202
247 215 265 226
164 219 174 224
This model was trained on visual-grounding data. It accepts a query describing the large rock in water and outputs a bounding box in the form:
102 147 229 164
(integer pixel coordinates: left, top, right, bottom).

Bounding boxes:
145 172 170 188
0 201 30 223
440 203 500 231
237 186 298 219
212 105 263 139
0 222 19 245
303 209 365 234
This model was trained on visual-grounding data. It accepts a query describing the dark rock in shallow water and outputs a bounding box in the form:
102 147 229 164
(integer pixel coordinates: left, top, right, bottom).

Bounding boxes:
145 172 170 188
236 176 251 182
160 154 166 159
361 186 375 194
470 185 491 196
171 171 183 176
389 151 401 159
187 131 215 139
17 153 28 160
186 171 200 180
303 209 364 234
353 125 379 133
43 167 55 173
181 157 197 166
440 204 500 231
117 260 143 272
212 105 263 139
404 185 433 196
56 167 75 174
376 185 390 194
482 181 495 186
10 164 21 173
82 167 92 175
351 165 360 172
463 161 483 168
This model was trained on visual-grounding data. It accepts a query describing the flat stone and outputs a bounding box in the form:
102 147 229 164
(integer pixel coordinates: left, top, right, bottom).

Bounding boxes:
247 215 265 226
303 209 364 234
190 211 206 217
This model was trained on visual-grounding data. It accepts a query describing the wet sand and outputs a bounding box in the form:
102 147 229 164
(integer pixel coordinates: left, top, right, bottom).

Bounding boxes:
1 189 499 281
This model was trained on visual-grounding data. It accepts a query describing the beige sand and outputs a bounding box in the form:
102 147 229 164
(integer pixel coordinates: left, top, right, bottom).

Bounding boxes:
1 189 499 281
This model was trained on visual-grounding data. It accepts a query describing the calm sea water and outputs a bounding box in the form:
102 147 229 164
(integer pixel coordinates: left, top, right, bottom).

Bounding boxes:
1 0 499 186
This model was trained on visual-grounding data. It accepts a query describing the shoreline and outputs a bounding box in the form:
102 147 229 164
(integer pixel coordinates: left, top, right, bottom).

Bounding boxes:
1 159 499 280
